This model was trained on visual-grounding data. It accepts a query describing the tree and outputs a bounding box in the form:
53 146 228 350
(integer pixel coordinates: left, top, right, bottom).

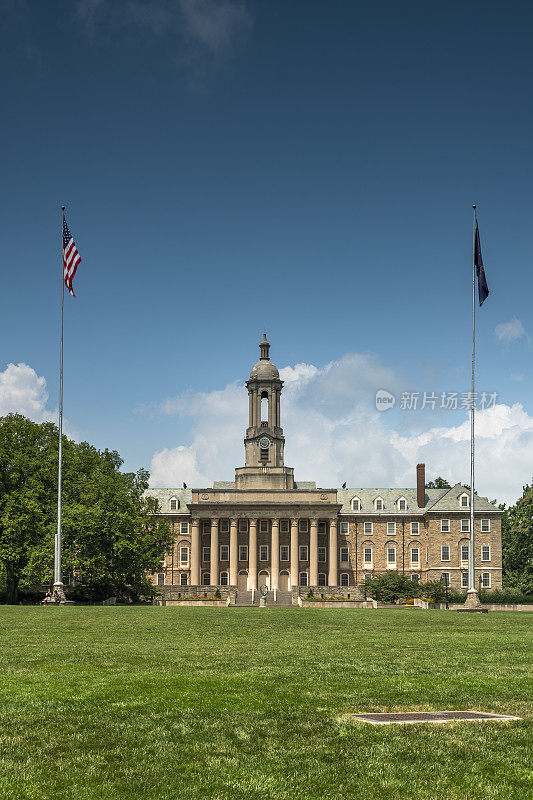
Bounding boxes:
425 477 451 489
501 482 533 594
0 414 172 603
0 415 58 603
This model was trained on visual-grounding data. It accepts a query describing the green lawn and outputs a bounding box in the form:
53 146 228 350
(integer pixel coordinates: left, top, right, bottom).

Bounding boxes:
0 607 531 800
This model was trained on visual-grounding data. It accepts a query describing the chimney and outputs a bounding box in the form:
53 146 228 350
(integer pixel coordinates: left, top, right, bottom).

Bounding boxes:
416 463 426 507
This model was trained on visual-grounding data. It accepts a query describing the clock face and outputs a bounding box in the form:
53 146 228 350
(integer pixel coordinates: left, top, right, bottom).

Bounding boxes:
259 436 270 449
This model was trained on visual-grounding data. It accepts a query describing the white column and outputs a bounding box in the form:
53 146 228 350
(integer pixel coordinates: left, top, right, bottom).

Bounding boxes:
271 519 279 591
290 519 299 589
328 519 338 587
210 519 218 586
310 519 318 586
249 519 257 590
229 519 238 586
190 519 200 586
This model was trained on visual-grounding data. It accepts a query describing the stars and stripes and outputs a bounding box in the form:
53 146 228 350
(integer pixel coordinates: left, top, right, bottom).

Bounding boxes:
474 221 489 306
62 215 81 297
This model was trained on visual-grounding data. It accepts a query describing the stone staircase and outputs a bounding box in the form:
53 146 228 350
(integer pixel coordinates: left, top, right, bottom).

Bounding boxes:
234 590 294 606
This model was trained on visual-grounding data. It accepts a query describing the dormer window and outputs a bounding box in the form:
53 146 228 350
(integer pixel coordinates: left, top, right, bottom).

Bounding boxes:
170 497 179 511
460 493 470 508
351 498 361 511
398 497 407 511
374 498 384 511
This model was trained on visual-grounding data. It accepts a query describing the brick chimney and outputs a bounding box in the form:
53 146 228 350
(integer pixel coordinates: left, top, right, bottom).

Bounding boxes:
416 463 426 507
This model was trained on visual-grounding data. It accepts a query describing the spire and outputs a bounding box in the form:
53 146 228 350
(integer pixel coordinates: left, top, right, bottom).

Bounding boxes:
259 333 270 360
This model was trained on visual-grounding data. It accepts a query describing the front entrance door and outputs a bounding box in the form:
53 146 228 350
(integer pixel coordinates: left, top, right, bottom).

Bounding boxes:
237 571 248 591
279 571 289 591
258 571 270 590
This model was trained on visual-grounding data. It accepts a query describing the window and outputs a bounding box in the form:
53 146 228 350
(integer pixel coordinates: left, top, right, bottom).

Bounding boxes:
352 498 361 511
280 520 289 533
318 573 327 586
440 572 450 585
202 521 211 534
239 545 248 561
280 545 289 561
220 545 229 561
318 521 327 534
441 519 450 532
461 572 469 589
461 544 469 562
202 573 210 585
375 498 384 511
239 519 248 532
299 572 308 587
398 498 407 511
340 547 349 563
461 519 470 533
481 572 491 588
318 546 326 563
299 545 308 561
411 522 419 535
180 573 188 586
340 521 349 535
411 547 419 564
364 522 373 535
259 545 269 561
441 545 450 561
180 521 188 534
202 547 210 563
387 547 396 565
260 520 268 533
481 545 491 562
299 519 309 533
157 573 165 586
180 547 189 563
340 573 349 587
481 519 490 532
387 522 396 536
460 494 470 508
364 547 372 564
411 574 419 583
170 498 179 511
220 572 229 586
220 520 229 533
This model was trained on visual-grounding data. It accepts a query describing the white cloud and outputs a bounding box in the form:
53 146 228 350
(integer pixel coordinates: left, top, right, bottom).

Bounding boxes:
495 317 531 345
149 351 532 505
0 363 55 423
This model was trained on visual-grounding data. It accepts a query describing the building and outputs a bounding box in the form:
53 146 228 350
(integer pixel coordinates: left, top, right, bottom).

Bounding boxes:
146 336 502 599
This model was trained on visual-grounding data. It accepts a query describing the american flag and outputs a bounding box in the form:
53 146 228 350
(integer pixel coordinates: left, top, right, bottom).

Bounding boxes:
62 215 82 297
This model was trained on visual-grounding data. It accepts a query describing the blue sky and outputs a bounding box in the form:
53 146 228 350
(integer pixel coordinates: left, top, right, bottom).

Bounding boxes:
1 0 531 504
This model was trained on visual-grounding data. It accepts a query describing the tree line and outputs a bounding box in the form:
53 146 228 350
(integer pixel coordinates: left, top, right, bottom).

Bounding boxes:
0 414 172 604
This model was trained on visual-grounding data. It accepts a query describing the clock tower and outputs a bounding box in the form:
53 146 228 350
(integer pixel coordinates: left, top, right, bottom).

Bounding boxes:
235 335 295 489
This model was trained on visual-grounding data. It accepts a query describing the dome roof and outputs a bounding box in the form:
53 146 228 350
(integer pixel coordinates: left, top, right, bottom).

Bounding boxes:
250 360 280 380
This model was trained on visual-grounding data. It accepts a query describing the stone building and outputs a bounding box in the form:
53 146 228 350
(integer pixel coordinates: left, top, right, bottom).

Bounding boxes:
146 336 502 599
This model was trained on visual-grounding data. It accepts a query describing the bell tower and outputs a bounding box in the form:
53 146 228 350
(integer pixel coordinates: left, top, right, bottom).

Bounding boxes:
235 335 294 489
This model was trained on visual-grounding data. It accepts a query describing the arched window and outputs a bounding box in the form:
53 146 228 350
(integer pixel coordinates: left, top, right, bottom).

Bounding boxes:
202 572 210 585
340 573 349 587
170 497 179 511
261 392 268 422
374 497 384 511
351 498 361 511
220 572 229 586
299 572 308 587
398 497 407 511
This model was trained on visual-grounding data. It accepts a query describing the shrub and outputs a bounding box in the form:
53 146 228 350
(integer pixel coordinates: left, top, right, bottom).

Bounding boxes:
479 588 533 605
365 574 419 603
214 588 221 599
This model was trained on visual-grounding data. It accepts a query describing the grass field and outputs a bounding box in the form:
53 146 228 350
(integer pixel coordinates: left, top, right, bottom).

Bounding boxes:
0 607 531 800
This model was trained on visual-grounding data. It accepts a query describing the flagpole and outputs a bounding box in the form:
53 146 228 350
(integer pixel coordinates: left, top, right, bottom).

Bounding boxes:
53 205 66 600
467 204 480 607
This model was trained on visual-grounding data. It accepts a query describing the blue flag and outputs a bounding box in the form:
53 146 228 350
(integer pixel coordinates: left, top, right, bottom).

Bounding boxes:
474 222 489 306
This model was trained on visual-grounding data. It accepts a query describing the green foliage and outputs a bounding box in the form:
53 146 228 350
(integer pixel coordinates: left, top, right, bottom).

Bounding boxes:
364 573 418 602
501 482 533 593
0 414 172 603
425 476 451 489
479 588 533 605
214 588 221 599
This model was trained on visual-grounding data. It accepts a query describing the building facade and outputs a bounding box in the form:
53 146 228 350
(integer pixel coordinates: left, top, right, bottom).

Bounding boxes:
147 336 502 597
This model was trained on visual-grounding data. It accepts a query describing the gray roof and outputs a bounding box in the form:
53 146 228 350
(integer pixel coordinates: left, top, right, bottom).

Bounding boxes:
146 482 499 516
